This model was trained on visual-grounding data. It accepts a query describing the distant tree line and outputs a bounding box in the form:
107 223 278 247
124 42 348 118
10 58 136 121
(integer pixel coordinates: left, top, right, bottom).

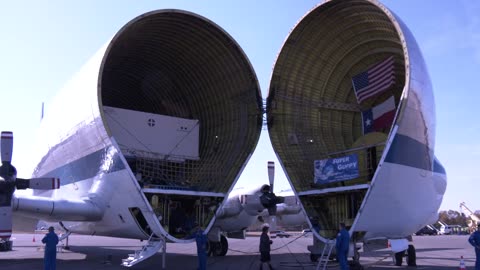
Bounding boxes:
436 210 480 226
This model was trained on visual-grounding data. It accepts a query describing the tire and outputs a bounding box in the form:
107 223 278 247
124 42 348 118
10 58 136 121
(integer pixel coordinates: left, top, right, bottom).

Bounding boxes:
353 248 360 263
211 235 228 256
219 235 228 256
407 245 417 266
206 241 213 256
393 251 404 266
310 253 319 262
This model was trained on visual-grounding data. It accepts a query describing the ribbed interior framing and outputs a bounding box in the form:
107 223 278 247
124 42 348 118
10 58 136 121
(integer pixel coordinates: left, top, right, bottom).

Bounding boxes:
267 0 405 192
100 10 263 193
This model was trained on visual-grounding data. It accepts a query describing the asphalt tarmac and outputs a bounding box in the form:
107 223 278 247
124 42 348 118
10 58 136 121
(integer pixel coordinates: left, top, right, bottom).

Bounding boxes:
0 233 476 269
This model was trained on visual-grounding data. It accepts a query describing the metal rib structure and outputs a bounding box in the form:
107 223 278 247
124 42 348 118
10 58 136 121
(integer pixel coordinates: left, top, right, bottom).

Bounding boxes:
30 9 263 240
100 10 263 194
267 0 446 240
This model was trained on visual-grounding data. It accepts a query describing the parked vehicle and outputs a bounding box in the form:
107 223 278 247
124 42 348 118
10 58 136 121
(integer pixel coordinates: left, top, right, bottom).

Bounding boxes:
415 226 437 235
437 221 453 235
302 229 312 237
270 230 291 238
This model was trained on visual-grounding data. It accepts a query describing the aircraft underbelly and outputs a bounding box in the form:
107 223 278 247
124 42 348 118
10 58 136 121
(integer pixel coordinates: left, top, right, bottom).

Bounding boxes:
12 215 39 233
277 212 307 227
354 162 445 239
60 169 153 240
19 9 263 244
215 210 257 232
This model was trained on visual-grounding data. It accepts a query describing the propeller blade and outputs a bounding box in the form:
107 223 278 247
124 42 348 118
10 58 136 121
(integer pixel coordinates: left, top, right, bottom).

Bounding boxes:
16 177 60 190
268 161 274 192
0 206 12 241
1 132 13 164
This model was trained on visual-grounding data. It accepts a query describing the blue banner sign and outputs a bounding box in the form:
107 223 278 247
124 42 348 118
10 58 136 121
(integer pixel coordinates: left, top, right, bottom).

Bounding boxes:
314 154 359 184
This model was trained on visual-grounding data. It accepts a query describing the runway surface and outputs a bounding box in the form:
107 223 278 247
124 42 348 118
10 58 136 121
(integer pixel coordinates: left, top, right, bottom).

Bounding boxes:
0 233 476 269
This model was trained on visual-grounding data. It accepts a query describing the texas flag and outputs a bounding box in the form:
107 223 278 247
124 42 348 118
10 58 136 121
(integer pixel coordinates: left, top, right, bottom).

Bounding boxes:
362 96 396 134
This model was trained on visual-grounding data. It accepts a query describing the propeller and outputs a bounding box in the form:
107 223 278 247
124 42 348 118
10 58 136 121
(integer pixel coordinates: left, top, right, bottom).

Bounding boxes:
0 131 60 242
0 132 15 180
259 161 284 216
268 161 274 193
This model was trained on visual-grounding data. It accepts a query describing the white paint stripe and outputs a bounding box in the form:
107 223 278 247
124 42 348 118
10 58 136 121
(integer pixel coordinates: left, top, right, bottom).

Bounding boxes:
142 188 225 197
298 184 370 196
372 96 396 119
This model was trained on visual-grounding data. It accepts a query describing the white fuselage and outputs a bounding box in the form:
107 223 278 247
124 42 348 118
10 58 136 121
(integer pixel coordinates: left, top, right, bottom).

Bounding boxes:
265 0 447 243
11 9 264 245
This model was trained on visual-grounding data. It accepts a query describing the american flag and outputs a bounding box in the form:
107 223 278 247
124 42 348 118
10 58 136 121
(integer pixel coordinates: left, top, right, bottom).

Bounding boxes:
352 56 395 103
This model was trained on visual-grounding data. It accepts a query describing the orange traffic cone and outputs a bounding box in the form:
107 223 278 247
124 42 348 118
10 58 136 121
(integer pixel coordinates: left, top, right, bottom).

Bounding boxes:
459 255 466 270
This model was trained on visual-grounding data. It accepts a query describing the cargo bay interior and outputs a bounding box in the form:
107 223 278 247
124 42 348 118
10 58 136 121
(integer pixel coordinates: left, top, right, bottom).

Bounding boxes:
266 1 406 239
99 11 263 238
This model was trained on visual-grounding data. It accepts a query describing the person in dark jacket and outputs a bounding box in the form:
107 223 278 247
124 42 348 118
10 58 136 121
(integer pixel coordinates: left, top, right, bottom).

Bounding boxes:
191 222 207 270
259 224 274 270
42 226 59 270
468 223 480 270
336 222 350 270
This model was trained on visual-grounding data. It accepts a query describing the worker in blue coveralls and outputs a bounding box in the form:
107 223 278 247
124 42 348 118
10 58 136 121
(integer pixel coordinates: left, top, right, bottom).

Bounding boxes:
336 222 350 270
42 226 59 270
192 222 207 270
468 223 480 270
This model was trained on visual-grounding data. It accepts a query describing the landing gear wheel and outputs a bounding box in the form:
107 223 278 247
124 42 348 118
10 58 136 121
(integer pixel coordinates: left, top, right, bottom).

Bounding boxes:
219 235 228 256
353 247 360 263
0 241 12 251
393 250 405 266
310 253 319 262
210 235 229 257
350 249 363 270
407 245 417 266
206 241 213 256
210 242 220 256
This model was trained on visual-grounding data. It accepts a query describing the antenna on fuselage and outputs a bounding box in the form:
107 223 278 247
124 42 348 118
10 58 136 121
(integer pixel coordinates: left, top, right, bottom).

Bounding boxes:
41 102 44 120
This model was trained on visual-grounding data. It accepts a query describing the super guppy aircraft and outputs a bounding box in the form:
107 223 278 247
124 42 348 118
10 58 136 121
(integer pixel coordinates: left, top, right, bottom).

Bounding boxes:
0 9 264 267
0 1 448 268
265 0 447 265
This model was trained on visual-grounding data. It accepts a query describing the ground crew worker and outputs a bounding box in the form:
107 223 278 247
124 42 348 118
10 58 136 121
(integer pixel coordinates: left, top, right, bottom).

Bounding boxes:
468 223 480 270
192 222 207 270
336 222 350 270
259 224 274 270
42 226 59 270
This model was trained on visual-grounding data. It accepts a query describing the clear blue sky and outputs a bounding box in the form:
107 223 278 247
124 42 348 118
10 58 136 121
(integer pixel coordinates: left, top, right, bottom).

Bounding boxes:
1 1 478 211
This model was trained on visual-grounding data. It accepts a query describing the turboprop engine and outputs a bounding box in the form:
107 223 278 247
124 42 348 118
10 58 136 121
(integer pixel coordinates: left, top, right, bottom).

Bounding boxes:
0 132 60 251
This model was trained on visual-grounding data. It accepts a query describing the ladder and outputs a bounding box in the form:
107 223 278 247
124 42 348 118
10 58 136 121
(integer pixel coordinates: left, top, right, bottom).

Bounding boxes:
121 233 166 267
316 239 335 270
